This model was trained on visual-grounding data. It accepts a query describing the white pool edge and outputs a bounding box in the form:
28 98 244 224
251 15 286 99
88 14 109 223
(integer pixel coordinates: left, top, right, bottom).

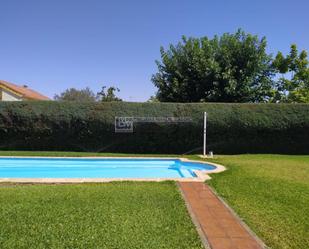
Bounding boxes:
0 156 226 183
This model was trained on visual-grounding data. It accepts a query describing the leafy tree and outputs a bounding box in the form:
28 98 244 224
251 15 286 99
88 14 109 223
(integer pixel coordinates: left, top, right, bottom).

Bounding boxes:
97 86 122 102
54 87 96 102
273 44 309 102
152 29 275 102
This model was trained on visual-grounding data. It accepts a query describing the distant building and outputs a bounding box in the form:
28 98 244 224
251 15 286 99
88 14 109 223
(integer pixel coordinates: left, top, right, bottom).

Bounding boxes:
0 80 50 101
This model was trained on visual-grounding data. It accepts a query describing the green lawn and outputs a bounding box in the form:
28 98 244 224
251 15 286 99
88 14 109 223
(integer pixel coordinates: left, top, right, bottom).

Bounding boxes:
0 151 178 157
0 182 203 249
1 151 309 248
200 155 309 249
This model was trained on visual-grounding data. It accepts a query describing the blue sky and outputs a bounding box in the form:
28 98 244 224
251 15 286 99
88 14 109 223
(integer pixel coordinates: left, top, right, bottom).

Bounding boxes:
1 0 308 101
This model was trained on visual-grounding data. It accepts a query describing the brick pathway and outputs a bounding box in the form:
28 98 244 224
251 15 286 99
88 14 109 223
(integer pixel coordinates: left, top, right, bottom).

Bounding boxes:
179 182 264 249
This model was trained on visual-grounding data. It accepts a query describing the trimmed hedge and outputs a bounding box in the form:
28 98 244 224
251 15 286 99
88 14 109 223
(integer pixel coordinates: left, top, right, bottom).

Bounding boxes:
0 101 309 154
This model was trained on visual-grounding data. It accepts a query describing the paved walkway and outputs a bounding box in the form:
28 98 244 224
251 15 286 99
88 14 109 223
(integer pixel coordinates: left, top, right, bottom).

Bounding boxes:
179 182 264 249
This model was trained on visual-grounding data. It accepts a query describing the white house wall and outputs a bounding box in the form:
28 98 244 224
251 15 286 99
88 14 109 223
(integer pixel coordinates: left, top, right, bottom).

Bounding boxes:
0 88 22 101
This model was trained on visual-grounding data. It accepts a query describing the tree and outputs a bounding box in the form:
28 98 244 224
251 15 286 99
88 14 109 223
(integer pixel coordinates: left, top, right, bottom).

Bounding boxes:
152 29 275 102
54 87 96 102
97 86 122 102
273 44 309 103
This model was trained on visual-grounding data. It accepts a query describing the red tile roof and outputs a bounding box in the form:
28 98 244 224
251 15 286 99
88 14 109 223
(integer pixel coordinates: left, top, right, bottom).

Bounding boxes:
0 80 50 100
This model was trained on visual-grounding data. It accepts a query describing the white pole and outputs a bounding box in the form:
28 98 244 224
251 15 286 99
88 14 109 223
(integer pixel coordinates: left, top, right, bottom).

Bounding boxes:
203 112 207 157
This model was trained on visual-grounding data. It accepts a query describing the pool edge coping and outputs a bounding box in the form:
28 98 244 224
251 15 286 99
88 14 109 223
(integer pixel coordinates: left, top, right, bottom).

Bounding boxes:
0 156 226 183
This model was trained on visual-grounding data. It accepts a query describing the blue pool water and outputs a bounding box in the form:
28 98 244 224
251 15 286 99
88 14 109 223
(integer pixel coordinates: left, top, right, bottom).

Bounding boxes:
0 158 215 178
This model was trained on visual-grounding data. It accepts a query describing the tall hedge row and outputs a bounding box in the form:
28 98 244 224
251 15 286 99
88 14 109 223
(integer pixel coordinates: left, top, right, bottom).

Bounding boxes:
0 101 308 154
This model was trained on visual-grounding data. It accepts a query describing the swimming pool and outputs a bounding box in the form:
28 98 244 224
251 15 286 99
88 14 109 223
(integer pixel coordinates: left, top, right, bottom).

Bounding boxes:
0 158 216 179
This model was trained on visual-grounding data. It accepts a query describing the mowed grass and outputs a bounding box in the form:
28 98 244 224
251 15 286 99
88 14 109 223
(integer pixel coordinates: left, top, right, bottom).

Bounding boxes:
201 155 309 249
0 151 178 157
0 182 203 249
1 151 308 248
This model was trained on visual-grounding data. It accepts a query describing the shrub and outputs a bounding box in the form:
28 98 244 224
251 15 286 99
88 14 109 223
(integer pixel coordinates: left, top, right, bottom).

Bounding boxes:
0 101 308 154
